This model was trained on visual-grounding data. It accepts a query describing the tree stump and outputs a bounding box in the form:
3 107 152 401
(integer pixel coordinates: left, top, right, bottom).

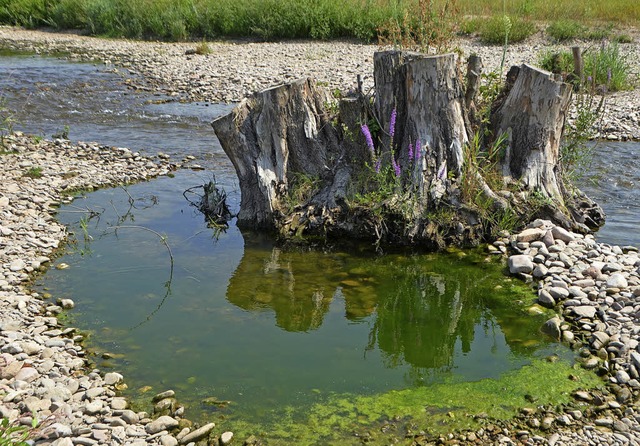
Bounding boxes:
210 51 604 248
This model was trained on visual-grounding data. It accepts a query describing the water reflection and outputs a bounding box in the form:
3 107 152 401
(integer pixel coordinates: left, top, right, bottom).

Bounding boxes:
227 232 551 376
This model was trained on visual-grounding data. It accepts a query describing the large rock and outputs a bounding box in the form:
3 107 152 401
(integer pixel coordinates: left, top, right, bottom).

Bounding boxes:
541 317 562 339
145 416 179 434
607 273 628 289
508 255 533 274
179 423 216 444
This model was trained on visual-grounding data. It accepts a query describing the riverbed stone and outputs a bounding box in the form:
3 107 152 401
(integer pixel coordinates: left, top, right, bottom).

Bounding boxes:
145 416 179 434
178 422 215 444
508 255 533 274
220 431 234 445
541 317 562 340
607 273 628 289
572 306 597 319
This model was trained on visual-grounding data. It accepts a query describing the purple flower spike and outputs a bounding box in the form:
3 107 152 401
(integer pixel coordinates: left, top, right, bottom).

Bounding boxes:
389 108 397 139
361 124 375 155
392 156 401 177
408 142 414 161
374 158 381 173
415 139 422 160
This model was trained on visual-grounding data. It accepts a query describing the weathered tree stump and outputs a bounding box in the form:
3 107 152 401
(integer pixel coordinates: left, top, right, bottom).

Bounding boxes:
210 50 604 248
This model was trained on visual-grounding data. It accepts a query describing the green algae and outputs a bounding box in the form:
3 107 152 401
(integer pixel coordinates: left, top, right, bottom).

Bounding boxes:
225 359 602 445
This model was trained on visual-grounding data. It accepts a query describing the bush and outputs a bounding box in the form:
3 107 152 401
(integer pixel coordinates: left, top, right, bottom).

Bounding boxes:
538 43 632 92
479 15 536 45
546 20 586 42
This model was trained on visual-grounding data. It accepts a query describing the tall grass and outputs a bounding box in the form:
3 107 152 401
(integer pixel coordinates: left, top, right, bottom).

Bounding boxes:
0 0 638 41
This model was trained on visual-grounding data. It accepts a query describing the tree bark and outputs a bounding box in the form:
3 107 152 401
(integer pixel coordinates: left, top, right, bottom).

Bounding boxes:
211 79 341 228
492 64 572 201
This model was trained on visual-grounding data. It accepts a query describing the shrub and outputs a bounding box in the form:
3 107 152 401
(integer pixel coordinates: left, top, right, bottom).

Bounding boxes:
478 15 536 45
546 20 586 42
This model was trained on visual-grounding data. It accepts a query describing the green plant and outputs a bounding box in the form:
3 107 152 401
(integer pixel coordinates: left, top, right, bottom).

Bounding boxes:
23 166 43 179
546 20 586 42
538 43 633 92
194 40 212 55
479 15 536 45
0 418 35 445
282 172 321 214
377 0 460 53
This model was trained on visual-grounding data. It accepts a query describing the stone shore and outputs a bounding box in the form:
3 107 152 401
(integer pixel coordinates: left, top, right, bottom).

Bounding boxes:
1 26 639 140
0 134 232 445
2 26 640 445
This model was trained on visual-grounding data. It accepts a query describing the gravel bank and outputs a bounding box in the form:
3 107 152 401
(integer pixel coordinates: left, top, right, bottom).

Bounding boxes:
1 26 639 140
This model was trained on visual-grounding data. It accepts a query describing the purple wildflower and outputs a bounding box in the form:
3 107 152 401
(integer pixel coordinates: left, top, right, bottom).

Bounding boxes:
374 158 381 173
415 139 422 160
408 142 414 161
389 108 397 139
392 156 401 177
361 124 375 155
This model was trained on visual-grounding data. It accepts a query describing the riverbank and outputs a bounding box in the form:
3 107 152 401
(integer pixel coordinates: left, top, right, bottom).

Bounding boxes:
2 133 640 445
1 26 639 141
0 134 231 445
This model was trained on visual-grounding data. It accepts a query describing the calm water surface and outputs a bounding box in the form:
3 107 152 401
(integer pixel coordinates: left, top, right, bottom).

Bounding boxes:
2 53 638 442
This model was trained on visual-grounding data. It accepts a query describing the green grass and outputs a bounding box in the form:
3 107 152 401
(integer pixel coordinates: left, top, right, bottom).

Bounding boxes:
539 42 633 92
23 166 43 178
0 0 638 42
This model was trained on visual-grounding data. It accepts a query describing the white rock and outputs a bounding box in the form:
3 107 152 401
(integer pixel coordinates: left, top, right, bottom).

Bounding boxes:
220 431 234 445
607 273 628 289
104 372 123 385
508 255 533 274
145 415 179 434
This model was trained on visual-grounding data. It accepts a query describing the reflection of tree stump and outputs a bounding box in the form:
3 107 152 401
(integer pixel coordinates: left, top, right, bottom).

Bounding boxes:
211 51 604 248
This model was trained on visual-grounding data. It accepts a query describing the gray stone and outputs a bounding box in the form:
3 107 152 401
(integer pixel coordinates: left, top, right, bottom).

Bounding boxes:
9 259 26 272
508 255 533 274
179 423 216 444
110 397 127 410
532 264 548 279
607 273 628 289
145 416 179 434
537 289 556 308
161 435 179 446
616 370 631 385
85 387 106 399
549 286 570 300
551 226 575 243
541 317 562 340
104 372 123 386
84 400 103 415
152 390 176 402
14 366 39 382
572 306 596 319
590 331 610 350
516 228 546 243
119 410 139 424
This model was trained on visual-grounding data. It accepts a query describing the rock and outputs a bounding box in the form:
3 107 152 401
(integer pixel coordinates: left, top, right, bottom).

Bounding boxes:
516 228 546 242
161 435 179 446
84 400 104 415
541 317 562 340
179 423 216 444
548 286 570 300
145 416 179 434
14 366 39 382
607 273 628 289
111 397 127 410
59 298 75 309
537 289 556 308
9 259 26 272
104 372 123 386
532 264 548 279
152 390 176 402
572 306 596 319
551 226 575 243
508 255 533 274
590 331 610 350
220 431 234 445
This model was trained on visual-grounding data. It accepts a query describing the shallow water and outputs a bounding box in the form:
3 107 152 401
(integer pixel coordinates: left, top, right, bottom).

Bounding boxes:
2 53 638 442
39 173 563 439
